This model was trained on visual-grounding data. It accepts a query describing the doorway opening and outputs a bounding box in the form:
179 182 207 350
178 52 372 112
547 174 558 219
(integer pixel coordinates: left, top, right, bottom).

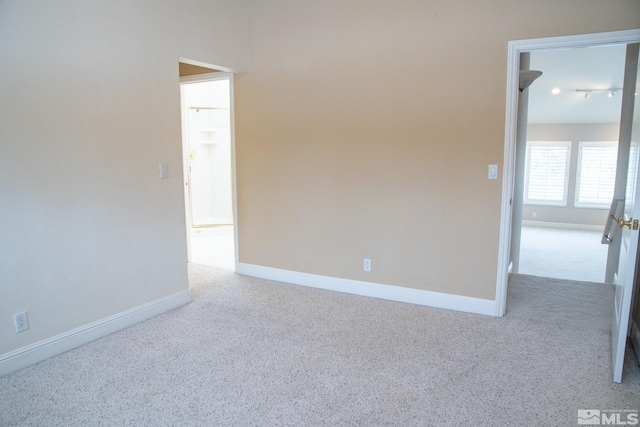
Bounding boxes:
515 45 626 284
179 62 237 270
498 31 640 382
496 30 640 318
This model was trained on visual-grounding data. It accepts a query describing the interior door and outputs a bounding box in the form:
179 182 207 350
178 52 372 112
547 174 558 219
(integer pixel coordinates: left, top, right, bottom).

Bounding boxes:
611 44 640 383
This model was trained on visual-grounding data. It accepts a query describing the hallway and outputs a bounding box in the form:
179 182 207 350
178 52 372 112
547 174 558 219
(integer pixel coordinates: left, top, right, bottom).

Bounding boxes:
189 226 235 270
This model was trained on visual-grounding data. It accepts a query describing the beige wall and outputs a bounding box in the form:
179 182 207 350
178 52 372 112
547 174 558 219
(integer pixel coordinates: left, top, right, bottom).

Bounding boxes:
235 1 640 300
0 1 248 355
2 0 639 363
523 123 620 227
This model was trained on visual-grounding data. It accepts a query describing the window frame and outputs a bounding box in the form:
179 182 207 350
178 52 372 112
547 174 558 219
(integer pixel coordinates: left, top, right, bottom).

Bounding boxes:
574 140 618 209
523 140 572 207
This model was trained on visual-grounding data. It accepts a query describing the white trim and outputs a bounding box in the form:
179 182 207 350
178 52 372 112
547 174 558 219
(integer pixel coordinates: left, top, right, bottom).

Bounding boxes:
495 36 519 316
179 80 193 262
521 220 605 232
0 290 191 377
237 263 497 316
496 29 640 318
178 57 235 74
229 74 240 272
508 29 640 52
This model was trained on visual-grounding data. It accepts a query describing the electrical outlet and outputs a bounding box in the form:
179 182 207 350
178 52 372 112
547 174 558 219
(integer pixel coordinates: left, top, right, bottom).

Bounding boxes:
14 311 28 333
364 258 372 272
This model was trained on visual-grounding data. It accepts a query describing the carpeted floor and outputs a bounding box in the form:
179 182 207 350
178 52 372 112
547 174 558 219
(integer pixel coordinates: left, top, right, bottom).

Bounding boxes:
1 266 639 426
518 226 607 283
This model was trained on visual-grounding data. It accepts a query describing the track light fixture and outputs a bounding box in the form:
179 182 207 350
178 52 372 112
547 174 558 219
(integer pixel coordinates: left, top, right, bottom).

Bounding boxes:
575 88 620 98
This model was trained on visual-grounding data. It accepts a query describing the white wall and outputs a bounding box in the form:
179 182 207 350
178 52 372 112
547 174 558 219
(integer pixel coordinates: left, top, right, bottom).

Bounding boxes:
0 0 248 366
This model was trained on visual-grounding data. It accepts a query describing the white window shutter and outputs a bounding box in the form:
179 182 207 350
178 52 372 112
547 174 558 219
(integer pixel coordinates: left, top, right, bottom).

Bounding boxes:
524 141 571 206
575 141 618 208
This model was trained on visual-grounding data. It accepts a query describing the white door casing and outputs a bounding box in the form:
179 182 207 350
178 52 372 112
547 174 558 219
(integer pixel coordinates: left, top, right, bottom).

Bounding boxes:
497 29 640 317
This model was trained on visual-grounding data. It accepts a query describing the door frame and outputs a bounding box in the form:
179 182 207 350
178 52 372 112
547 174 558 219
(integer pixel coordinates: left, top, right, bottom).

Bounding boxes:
179 70 239 270
496 28 640 316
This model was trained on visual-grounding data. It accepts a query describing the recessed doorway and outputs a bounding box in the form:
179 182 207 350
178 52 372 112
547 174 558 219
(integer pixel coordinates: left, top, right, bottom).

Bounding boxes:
516 45 626 284
179 66 237 270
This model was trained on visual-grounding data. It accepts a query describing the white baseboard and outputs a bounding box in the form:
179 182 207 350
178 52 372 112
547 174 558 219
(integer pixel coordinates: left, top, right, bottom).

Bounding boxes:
0 290 191 377
236 263 497 317
632 321 640 366
522 220 604 232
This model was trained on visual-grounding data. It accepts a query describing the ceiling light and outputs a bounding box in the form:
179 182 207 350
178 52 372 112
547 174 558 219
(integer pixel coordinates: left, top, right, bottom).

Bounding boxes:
584 91 591 98
608 90 615 97
551 88 561 94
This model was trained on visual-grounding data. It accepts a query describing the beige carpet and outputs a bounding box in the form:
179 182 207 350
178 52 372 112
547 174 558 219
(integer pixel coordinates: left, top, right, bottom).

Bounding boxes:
1 267 639 426
518 226 607 283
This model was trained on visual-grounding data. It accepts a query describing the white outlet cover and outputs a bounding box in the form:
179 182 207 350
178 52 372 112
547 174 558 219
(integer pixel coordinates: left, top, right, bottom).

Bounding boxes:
14 311 28 333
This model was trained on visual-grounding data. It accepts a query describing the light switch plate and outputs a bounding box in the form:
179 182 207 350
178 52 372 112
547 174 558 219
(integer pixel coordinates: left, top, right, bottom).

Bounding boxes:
159 164 168 179
488 164 498 180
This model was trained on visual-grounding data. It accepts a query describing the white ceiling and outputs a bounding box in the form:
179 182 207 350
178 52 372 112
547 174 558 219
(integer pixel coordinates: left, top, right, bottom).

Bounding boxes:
527 44 627 124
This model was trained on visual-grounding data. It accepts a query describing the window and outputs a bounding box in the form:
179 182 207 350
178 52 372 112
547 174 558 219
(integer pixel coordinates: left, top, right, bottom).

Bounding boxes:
575 141 618 208
524 141 571 206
